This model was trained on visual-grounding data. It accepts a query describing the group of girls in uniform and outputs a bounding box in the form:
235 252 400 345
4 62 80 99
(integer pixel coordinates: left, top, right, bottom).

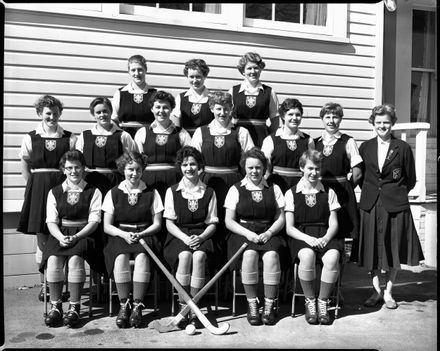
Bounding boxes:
17 51 424 330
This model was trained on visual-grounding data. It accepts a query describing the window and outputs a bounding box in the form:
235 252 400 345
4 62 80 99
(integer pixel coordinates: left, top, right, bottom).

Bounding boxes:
410 9 437 132
129 3 221 14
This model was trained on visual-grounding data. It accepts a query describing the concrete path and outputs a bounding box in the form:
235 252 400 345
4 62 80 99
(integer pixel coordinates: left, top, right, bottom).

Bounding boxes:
2 262 437 350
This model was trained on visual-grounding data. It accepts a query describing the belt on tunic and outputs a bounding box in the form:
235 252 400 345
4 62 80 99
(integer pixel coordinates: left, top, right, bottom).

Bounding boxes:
297 222 327 227
30 168 60 173
181 222 206 229
272 166 302 177
120 121 145 129
61 219 88 227
236 119 267 126
240 219 271 224
86 167 118 174
204 166 239 174
119 222 150 231
320 176 348 183
145 163 175 171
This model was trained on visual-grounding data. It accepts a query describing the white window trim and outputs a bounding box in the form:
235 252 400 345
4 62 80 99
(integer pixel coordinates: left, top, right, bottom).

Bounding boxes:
5 3 348 43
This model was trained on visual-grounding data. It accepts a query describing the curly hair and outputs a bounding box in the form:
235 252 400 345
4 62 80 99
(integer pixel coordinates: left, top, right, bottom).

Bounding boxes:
115 151 148 175
298 150 322 169
148 90 176 110
319 102 344 119
59 149 86 170
236 52 266 74
127 54 148 70
369 103 397 125
89 97 113 115
34 95 64 115
278 98 303 117
183 58 210 77
175 146 205 175
240 147 268 175
207 91 233 109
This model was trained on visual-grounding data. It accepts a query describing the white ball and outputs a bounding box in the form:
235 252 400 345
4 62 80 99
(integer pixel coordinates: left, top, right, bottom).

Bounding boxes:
185 324 196 335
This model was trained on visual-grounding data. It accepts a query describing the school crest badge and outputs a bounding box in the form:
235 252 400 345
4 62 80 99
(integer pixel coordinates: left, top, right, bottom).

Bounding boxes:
392 168 401 180
286 140 297 151
214 136 225 148
251 191 263 203
155 134 168 146
305 194 317 208
127 193 138 206
191 103 202 115
95 136 107 148
188 199 198 212
133 93 143 104
323 145 333 156
45 140 56 151
246 96 256 108
67 192 80 205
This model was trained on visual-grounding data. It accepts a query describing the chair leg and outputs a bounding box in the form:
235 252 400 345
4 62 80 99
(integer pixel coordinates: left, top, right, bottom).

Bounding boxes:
88 269 93 318
43 269 48 317
291 263 298 317
232 270 237 317
215 277 219 315
153 270 159 314
109 278 113 317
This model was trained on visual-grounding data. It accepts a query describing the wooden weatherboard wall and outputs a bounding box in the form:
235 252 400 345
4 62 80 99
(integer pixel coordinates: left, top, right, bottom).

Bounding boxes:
3 2 382 287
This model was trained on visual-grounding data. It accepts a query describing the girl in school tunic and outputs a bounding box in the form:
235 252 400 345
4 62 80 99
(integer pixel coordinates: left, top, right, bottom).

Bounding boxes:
134 90 192 201
111 55 157 138
314 102 362 243
163 146 218 328
225 147 285 326
228 52 280 147
285 150 343 325
40 150 102 328
103 151 163 328
17 95 77 301
191 91 254 266
358 104 424 310
261 98 314 194
171 58 214 136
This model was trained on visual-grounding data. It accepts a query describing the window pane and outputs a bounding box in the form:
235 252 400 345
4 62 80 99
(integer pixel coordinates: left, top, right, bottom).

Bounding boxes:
128 3 156 6
160 3 189 11
412 10 435 69
245 3 272 20
304 3 327 26
193 3 221 14
410 71 433 123
275 4 300 23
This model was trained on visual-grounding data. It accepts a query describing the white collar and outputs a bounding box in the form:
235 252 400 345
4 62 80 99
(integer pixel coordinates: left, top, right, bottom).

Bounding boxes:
118 179 147 193
36 122 65 137
276 127 305 139
318 130 342 142
122 81 153 93
240 176 269 189
150 119 177 133
62 179 87 192
239 80 264 93
295 177 325 193
92 123 121 135
377 136 391 145
176 178 206 193
184 86 209 98
208 118 233 133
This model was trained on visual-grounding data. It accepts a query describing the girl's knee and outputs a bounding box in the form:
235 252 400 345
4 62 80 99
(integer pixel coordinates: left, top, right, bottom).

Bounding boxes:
298 249 316 268
192 251 206 266
322 250 340 269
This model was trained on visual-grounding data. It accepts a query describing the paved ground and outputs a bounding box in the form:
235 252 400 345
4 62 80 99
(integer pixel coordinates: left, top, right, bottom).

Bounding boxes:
2 262 437 350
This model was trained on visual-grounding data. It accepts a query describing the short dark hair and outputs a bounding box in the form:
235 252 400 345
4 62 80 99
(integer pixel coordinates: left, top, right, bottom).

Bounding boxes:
207 91 233 109
127 55 148 70
34 95 64 115
183 58 210 77
240 147 268 175
236 52 266 74
175 146 205 175
319 102 344 119
115 151 148 175
89 97 113 115
59 149 86 170
369 103 397 125
298 150 322 169
148 90 176 110
278 98 303 117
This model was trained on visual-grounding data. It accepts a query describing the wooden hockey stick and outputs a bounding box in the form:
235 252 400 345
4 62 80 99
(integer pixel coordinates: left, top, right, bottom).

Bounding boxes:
139 238 230 335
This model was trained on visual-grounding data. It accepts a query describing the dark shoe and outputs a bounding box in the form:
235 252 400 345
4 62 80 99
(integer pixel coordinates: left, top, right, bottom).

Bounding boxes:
129 301 145 328
45 300 63 327
364 290 384 307
177 302 188 329
383 293 398 309
261 297 277 325
317 298 331 325
63 303 80 327
38 284 49 302
246 298 261 326
188 308 202 329
304 297 318 325
116 300 131 328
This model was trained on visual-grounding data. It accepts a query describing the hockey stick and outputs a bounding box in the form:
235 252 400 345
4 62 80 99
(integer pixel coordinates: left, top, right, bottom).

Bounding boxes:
153 242 248 333
139 238 230 335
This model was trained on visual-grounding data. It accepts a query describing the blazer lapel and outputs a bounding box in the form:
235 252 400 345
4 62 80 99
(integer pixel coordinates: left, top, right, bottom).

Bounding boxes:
382 137 399 170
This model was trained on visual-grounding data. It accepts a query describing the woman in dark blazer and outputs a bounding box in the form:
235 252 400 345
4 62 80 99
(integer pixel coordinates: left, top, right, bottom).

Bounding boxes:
358 104 424 309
